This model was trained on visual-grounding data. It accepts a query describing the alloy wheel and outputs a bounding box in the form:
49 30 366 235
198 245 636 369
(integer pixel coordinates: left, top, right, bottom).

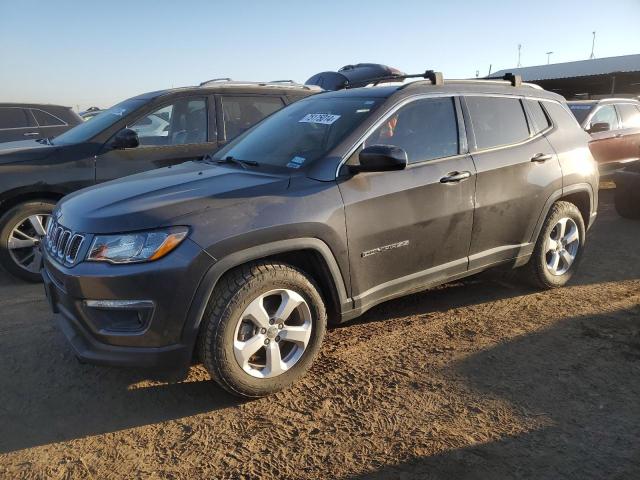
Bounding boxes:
7 214 50 274
545 217 579 276
233 289 312 379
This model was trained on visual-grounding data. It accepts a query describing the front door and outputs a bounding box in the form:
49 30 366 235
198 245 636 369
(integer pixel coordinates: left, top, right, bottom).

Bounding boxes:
339 96 476 311
95 96 216 182
586 103 625 167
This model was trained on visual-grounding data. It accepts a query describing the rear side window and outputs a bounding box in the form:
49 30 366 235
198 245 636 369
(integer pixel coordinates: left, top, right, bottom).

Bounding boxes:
222 96 285 141
365 97 459 163
31 109 66 127
617 103 640 129
526 100 551 133
466 96 530 150
0 108 30 129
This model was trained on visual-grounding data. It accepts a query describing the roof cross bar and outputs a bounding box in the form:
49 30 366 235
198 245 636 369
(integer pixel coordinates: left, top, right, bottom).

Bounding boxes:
502 73 522 87
362 70 444 88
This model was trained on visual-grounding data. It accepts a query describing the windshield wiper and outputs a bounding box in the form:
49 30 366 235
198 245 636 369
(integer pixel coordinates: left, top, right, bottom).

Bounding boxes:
206 154 258 169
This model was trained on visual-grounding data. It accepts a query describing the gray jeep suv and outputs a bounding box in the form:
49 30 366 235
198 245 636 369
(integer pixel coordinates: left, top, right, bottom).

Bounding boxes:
42 72 599 398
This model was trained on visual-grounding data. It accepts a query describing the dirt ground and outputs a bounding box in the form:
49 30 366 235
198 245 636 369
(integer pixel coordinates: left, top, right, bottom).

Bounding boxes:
0 188 638 480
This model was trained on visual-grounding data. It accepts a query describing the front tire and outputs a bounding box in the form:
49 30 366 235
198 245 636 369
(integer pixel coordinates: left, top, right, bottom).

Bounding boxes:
523 201 586 289
198 261 327 398
0 200 56 283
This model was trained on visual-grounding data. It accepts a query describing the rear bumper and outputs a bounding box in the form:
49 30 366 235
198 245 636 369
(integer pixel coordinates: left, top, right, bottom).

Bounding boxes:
42 238 215 368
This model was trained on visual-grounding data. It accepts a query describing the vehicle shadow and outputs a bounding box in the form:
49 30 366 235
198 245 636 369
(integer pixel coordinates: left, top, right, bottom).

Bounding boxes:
346 306 640 479
0 309 239 454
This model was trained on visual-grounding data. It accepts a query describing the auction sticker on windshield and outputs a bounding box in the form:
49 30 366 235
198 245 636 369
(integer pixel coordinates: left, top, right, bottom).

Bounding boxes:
299 113 341 125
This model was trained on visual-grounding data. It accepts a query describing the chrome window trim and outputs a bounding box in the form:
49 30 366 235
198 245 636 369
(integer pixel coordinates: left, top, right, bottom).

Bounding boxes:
335 92 562 177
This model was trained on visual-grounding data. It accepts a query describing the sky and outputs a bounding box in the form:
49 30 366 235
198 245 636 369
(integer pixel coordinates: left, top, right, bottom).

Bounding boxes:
1 0 639 111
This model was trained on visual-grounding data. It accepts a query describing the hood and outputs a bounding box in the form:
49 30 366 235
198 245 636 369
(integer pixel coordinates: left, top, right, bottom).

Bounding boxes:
0 139 58 164
56 161 290 233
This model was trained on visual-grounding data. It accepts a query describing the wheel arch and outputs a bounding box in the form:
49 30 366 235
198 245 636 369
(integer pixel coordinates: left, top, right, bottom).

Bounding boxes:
531 183 595 245
0 186 66 220
181 238 351 354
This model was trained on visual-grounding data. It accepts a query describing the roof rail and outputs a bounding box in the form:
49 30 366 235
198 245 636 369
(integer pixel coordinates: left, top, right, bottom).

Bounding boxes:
198 78 322 91
199 77 232 86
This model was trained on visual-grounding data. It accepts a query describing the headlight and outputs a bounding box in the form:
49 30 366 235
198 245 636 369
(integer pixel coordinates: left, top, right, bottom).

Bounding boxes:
86 227 189 264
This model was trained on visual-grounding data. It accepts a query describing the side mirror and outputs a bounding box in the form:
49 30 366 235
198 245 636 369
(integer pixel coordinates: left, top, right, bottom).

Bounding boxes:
112 128 140 149
350 145 408 173
588 122 610 134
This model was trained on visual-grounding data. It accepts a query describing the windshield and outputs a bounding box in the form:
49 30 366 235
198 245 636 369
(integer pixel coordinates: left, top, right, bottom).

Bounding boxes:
213 95 384 168
52 98 147 145
567 103 595 125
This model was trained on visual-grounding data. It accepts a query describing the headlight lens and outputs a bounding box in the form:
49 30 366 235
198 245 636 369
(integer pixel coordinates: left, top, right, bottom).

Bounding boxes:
87 227 189 264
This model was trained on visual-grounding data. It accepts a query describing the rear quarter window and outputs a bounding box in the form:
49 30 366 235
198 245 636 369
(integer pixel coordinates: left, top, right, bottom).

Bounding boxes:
465 96 530 150
526 100 551 133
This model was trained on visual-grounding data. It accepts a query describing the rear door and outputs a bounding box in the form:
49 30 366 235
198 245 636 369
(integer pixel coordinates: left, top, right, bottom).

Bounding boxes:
615 103 640 164
339 96 476 309
217 95 285 146
463 95 562 269
95 95 216 182
0 107 39 143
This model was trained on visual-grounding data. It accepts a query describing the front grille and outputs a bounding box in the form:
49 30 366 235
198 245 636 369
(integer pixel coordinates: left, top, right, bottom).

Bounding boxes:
45 219 85 266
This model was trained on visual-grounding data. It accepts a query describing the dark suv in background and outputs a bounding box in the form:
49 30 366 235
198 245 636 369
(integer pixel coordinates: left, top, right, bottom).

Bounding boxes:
0 81 318 281
42 70 599 398
568 98 640 173
0 103 82 143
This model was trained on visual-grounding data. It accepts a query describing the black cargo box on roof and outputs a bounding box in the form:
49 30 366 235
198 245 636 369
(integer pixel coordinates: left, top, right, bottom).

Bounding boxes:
306 63 405 91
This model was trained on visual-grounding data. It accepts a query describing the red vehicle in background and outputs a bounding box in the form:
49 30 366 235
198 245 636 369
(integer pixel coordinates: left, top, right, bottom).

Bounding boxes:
568 98 640 174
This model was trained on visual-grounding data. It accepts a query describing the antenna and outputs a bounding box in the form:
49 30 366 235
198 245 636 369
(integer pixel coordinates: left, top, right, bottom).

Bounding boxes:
590 31 596 59
517 44 522 68
488 64 492 76
546 51 554 64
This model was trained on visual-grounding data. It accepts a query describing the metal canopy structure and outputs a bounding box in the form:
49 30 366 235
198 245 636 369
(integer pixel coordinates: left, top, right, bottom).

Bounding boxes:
489 54 640 99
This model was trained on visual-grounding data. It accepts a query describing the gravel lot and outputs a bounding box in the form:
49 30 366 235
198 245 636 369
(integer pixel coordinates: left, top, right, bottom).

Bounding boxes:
1 188 639 479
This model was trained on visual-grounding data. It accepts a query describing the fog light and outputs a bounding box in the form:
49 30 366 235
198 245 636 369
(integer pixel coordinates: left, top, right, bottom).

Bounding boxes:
82 300 155 333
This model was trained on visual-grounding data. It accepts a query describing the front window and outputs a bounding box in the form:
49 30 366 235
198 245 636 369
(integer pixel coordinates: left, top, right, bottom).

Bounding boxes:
52 98 147 145
213 95 384 168
128 98 207 146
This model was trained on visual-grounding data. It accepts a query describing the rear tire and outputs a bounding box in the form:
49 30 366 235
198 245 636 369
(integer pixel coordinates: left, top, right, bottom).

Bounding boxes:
0 200 56 283
522 201 586 289
197 261 326 398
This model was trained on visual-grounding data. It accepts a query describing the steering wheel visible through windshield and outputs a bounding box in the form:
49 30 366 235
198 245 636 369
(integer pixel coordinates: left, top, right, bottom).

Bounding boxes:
212 95 384 169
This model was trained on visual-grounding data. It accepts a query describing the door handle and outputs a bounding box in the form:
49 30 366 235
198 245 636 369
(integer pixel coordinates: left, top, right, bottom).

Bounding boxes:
23 132 39 136
614 133 623 138
531 153 553 163
440 171 471 183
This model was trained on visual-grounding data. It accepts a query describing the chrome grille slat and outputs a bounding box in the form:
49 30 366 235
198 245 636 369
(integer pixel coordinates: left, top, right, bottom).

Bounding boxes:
44 220 85 266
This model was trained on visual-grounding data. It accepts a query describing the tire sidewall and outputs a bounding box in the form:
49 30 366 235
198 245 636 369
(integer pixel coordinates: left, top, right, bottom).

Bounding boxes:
533 202 586 288
0 201 56 283
208 266 326 397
